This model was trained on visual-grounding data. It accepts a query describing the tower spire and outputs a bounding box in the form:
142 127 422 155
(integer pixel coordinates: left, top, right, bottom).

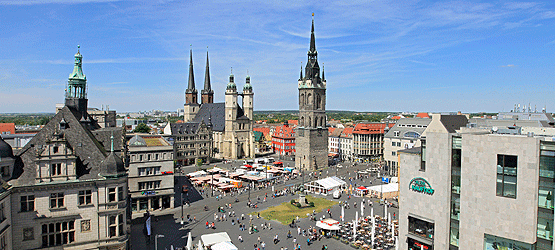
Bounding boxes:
187 45 196 92
309 13 316 54
185 45 198 104
203 47 211 92
300 62 303 80
322 63 325 81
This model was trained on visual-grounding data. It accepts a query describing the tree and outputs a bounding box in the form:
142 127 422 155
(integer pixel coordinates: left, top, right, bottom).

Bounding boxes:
133 123 151 133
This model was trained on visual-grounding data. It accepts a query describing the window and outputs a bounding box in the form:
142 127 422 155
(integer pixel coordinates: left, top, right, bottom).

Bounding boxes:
78 190 92 205
420 140 426 171
393 131 399 137
41 221 75 247
0 166 8 177
391 151 396 156
21 195 35 212
118 187 124 201
50 192 64 208
51 163 62 176
391 142 395 147
0 203 4 222
109 214 124 238
53 146 59 153
139 181 161 190
0 234 5 250
408 216 434 239
138 167 161 176
484 233 534 250
108 188 116 202
496 154 518 198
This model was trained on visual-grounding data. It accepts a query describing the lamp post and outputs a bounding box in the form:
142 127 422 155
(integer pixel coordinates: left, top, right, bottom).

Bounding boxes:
155 234 165 250
211 171 214 197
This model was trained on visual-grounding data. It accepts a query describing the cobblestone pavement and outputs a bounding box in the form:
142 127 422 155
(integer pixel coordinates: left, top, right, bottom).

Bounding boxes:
130 157 398 250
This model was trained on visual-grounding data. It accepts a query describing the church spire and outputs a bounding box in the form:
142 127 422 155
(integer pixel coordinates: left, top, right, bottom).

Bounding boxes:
201 47 214 104
65 45 89 119
203 48 211 92
186 46 196 93
185 45 198 104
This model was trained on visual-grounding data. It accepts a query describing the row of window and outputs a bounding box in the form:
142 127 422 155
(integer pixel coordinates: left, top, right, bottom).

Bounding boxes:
397 124 427 128
20 187 125 212
139 181 161 191
132 153 172 162
175 135 209 141
138 166 161 176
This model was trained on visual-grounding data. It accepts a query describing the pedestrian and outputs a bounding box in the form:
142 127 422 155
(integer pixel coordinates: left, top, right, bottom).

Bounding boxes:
257 236 261 243
206 221 209 229
261 241 266 250
238 235 243 243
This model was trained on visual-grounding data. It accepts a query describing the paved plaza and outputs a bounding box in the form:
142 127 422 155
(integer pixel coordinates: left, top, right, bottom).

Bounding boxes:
130 157 398 250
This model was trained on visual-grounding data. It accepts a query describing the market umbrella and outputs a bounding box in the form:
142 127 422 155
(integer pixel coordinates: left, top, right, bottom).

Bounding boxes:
341 205 345 222
371 215 376 246
384 202 388 219
197 239 203 250
186 232 193 250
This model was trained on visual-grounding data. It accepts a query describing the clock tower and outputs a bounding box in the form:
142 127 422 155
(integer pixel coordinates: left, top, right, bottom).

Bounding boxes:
65 45 88 120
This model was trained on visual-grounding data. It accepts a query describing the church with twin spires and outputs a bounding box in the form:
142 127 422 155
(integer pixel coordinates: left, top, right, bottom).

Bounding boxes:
182 48 255 160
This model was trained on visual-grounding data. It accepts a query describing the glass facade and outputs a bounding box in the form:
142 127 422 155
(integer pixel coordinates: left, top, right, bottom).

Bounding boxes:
496 155 518 198
484 233 534 250
538 142 555 250
450 136 462 248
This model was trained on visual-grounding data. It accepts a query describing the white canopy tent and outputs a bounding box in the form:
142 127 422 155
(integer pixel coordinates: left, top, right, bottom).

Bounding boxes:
211 241 238 250
367 183 399 199
200 232 232 247
304 176 347 194
315 218 341 230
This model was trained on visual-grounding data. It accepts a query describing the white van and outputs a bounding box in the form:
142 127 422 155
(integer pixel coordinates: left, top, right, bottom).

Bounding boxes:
332 189 341 199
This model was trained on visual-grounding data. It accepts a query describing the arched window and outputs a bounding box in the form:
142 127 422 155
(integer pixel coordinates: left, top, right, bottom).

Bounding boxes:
320 117 324 127
308 117 312 128
316 94 321 109
403 131 421 138
314 117 317 127
307 93 312 107
300 116 304 127
300 93 305 106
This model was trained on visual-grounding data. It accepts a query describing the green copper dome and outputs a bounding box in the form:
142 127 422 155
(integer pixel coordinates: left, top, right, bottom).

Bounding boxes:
243 75 252 91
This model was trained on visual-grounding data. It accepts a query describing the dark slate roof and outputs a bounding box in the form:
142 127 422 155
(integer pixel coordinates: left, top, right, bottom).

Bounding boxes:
237 115 250 120
192 103 225 132
0 136 14 158
253 131 263 141
440 115 468 133
13 106 113 186
398 146 421 155
170 122 200 135
99 152 126 178
92 127 125 153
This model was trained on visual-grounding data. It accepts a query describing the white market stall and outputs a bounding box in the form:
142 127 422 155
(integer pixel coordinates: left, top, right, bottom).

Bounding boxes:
304 176 347 195
316 218 341 230
200 232 232 248
367 183 399 199
211 241 238 250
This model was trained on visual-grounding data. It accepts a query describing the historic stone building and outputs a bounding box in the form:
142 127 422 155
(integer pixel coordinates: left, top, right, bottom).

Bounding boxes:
127 134 174 213
182 48 255 160
295 15 328 171
8 48 128 250
169 121 212 165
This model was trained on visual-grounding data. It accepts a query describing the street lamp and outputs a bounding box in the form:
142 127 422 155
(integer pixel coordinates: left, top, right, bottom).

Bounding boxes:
155 234 165 250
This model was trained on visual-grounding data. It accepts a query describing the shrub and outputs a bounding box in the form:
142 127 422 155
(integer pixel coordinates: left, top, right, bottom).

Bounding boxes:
296 203 301 208
309 202 315 207
291 199 295 204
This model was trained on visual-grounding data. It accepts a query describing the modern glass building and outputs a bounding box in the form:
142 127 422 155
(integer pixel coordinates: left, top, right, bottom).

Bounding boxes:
399 124 555 250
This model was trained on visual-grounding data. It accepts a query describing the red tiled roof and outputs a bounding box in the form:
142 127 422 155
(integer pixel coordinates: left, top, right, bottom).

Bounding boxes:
0 123 15 134
328 127 336 134
287 120 298 125
391 116 402 120
353 123 394 134
253 127 271 137
340 127 354 138
416 112 430 118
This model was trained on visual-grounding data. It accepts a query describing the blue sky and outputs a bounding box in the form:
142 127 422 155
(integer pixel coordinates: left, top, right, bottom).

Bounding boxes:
1 0 554 113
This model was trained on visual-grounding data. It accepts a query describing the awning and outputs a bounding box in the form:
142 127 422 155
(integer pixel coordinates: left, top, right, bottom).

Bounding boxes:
328 153 339 157
244 164 253 168
357 186 367 190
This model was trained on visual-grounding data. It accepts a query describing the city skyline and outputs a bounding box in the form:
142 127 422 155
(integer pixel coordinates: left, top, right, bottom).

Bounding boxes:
1 0 555 113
